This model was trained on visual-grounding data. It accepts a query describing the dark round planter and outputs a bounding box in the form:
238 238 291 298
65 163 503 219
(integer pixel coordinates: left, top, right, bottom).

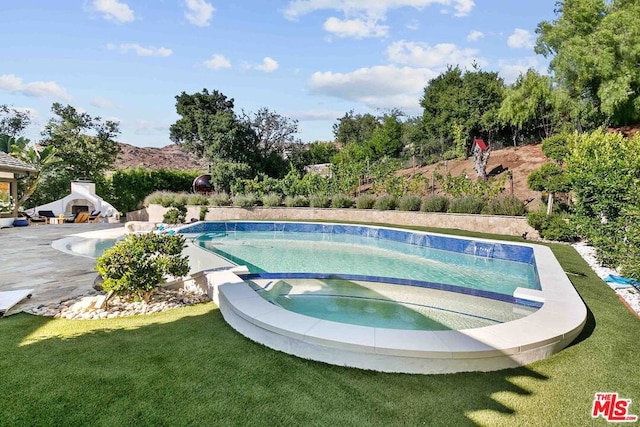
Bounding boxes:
13 218 29 227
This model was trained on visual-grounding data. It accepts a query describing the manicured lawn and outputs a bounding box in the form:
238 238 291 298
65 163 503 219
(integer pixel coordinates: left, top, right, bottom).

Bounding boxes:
1 227 638 426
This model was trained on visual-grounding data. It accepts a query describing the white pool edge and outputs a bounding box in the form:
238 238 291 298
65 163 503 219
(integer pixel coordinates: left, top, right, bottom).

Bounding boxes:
199 227 586 374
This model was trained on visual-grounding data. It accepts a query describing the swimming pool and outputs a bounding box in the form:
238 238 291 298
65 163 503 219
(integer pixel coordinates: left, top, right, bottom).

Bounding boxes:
179 221 586 374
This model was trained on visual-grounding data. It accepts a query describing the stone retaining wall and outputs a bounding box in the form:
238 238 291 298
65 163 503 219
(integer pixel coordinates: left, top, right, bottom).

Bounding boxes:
132 204 539 239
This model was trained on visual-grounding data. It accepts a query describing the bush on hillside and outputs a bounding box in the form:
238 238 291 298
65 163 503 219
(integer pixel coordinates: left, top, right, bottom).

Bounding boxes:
330 194 354 209
355 195 376 209
448 196 485 214
373 195 397 211
482 196 527 216
397 195 422 212
420 195 449 213
309 194 330 208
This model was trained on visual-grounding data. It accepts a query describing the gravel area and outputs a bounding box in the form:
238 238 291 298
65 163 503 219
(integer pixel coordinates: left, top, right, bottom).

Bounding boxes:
572 241 640 316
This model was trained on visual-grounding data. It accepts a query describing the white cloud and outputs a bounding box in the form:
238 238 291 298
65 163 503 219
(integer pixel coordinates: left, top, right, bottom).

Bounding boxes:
466 30 484 42
203 54 232 69
290 109 344 121
323 17 389 38
184 0 214 27
130 120 169 135
92 0 135 23
284 0 475 21
255 57 279 72
107 43 173 57
507 28 535 49
406 19 420 30
386 40 483 69
0 74 72 101
90 97 115 109
498 57 543 83
308 65 437 111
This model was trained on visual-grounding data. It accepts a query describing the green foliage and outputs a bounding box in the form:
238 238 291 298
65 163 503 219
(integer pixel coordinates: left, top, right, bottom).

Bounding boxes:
420 66 507 155
448 196 486 214
187 194 209 206
284 195 308 207
536 0 640 126
309 194 330 208
96 233 189 299
367 113 404 158
527 162 571 194
163 206 186 224
261 193 281 207
434 169 506 199
41 103 120 181
232 174 283 198
527 211 577 242
397 195 422 212
332 110 380 145
0 104 31 138
330 193 354 209
482 196 527 216
232 193 257 208
209 161 252 194
109 168 199 213
540 133 571 163
144 191 189 208
208 192 231 206
373 195 397 211
498 69 557 142
421 195 450 213
199 205 208 221
355 195 376 209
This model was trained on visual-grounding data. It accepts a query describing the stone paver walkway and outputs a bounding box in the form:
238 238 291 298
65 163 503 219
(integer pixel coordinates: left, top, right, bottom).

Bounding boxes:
0 223 122 316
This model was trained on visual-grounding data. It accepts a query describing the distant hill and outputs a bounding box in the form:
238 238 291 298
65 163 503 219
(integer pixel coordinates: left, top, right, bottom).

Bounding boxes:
115 142 209 171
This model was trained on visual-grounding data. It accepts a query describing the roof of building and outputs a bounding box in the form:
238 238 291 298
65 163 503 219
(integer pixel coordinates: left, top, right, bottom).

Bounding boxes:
0 151 36 173
473 138 488 151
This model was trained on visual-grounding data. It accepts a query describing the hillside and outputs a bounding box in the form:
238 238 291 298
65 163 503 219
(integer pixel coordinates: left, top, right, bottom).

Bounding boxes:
115 142 209 171
364 144 547 208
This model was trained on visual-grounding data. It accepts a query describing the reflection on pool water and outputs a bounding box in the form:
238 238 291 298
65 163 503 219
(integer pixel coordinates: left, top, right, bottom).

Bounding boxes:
247 277 537 331
196 230 539 296
65 238 117 258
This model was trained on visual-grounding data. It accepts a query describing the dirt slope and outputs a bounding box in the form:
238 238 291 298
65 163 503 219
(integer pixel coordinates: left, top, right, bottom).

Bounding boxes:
115 142 209 171
365 144 547 208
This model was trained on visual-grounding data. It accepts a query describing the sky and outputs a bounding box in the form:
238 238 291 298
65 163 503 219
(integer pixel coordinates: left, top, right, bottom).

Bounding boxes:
1 0 558 148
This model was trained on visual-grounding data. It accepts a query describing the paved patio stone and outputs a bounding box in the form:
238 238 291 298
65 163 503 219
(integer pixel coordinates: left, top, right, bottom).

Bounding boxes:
0 223 122 316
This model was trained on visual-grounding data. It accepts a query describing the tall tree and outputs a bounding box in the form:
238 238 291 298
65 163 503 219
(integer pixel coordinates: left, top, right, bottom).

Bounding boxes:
536 0 640 126
242 107 299 155
0 104 31 139
498 69 557 145
41 103 120 180
332 111 380 146
170 89 260 167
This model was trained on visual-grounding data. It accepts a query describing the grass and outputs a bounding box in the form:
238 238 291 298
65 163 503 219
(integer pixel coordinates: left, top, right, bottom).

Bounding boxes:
1 225 639 426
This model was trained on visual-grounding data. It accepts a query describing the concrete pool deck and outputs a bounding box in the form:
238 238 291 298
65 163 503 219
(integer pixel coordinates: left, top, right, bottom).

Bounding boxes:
0 223 122 315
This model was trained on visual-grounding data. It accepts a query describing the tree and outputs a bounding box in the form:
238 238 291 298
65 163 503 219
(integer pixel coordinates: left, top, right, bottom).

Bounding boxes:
535 0 640 127
368 113 404 158
170 89 260 167
332 110 380 145
420 66 507 156
41 103 120 180
0 105 31 139
498 69 557 145
243 107 299 154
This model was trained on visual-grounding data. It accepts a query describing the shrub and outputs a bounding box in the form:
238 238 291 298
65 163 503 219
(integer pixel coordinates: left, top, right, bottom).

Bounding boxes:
309 194 330 208
199 205 208 221
373 195 397 211
208 192 231 207
330 193 354 209
355 195 376 209
527 211 577 242
421 195 449 213
262 193 282 207
448 196 485 214
284 195 309 207
187 194 209 206
96 233 189 301
163 206 186 224
232 193 257 208
397 195 422 212
482 196 527 216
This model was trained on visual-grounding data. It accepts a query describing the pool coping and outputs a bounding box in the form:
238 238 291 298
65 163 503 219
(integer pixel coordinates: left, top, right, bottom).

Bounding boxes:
188 221 587 374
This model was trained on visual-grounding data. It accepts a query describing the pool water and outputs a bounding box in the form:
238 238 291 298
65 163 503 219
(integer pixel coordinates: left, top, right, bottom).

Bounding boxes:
65 238 117 258
196 231 538 296
248 278 537 331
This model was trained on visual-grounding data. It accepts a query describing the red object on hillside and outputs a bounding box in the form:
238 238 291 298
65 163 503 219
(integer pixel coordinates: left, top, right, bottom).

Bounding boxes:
473 138 488 151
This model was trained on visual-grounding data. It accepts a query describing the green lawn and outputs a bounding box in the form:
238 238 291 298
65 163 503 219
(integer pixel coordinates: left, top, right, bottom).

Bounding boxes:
1 227 638 426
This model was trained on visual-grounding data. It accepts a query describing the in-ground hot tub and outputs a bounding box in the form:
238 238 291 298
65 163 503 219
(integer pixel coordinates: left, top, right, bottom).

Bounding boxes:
178 221 586 374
